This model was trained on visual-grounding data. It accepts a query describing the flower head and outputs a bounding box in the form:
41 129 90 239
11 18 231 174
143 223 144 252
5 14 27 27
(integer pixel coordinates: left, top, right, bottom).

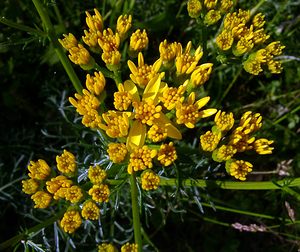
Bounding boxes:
212 145 237 162
176 41 203 74
65 185 83 203
68 44 94 67
190 63 213 87
204 10 221 26
31 191 52 208
226 159 253 180
253 138 274 155
98 28 120 52
159 40 180 64
88 165 107 185
128 52 162 88
60 210 82 234
85 9 103 32
81 200 100 220
141 171 160 190
117 14 132 39
216 31 234 51
204 0 217 10
121 243 138 252
107 143 128 163
157 142 177 166
129 29 148 52
127 146 157 174
187 0 202 18
88 184 110 203
114 83 134 111
176 92 217 128
200 131 221 152
98 243 118 252
252 13 265 28
27 159 51 180
59 33 78 50
56 150 76 175
214 110 235 132
86 71 106 95
46 175 73 199
22 179 39 195
147 124 168 142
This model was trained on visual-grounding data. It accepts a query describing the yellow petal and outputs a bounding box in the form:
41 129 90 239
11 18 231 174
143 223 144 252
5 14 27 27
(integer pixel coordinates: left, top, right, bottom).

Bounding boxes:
156 113 182 140
195 96 210 109
188 92 196 105
153 58 162 72
143 75 161 103
138 52 144 67
124 80 140 102
127 60 138 75
126 121 146 152
199 108 217 118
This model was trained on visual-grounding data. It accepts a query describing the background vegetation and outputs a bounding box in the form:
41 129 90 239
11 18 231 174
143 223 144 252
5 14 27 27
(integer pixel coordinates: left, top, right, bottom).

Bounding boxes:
0 0 299 251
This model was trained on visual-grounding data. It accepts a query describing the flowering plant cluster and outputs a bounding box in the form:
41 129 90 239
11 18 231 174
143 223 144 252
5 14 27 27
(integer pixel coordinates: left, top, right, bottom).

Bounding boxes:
14 0 297 250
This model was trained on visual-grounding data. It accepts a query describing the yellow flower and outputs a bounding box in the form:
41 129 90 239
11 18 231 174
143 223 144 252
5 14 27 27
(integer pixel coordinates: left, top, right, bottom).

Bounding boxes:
31 191 52 208
220 0 233 13
243 58 263 75
107 143 128 163
101 50 121 66
121 243 138 252
82 29 101 49
226 159 253 181
128 52 163 88
65 185 83 203
127 145 157 174
159 39 181 64
233 34 254 56
204 0 217 10
204 10 221 26
56 150 76 175
252 29 270 45
237 9 250 23
98 243 118 252
253 138 274 155
126 76 182 150
239 111 262 134
157 142 177 166
129 29 148 52
160 81 187 110
46 175 73 199
200 131 221 152
58 33 78 50
175 41 203 74
190 63 213 87
265 41 285 56
99 110 130 138
88 184 110 203
27 159 51 180
147 124 168 142
187 0 202 18
86 71 106 96
141 171 160 190
85 9 103 33
176 92 217 128
88 165 107 185
267 60 283 74
22 179 39 195
117 14 132 39
68 44 94 67
81 200 100 220
229 128 255 152
60 210 82 234
216 30 234 51
214 110 234 132
114 83 133 111
212 145 237 162
98 28 120 52
252 13 265 28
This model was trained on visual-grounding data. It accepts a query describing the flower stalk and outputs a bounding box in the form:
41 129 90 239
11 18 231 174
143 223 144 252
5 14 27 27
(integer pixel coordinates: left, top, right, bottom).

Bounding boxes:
129 173 142 252
31 0 83 94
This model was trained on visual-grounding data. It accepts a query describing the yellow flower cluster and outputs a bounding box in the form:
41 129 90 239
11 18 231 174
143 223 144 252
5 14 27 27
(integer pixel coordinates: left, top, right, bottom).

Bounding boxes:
216 9 284 75
22 149 109 233
187 0 233 25
121 243 138 252
98 243 118 252
141 170 160 191
200 110 274 180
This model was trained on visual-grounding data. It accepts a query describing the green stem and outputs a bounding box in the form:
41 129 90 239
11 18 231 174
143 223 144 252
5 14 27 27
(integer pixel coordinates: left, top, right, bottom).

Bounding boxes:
0 209 65 250
273 104 300 124
250 0 266 16
129 174 142 251
159 177 300 190
31 0 83 94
